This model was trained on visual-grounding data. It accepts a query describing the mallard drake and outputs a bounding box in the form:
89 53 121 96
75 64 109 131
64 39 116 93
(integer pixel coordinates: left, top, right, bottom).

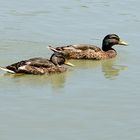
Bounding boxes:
0 50 74 75
54 34 128 60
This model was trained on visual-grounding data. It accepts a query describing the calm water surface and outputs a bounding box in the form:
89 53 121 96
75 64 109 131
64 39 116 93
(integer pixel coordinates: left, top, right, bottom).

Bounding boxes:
0 0 140 140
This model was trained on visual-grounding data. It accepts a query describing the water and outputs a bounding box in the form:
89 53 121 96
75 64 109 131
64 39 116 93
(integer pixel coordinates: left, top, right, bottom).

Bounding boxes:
0 0 140 140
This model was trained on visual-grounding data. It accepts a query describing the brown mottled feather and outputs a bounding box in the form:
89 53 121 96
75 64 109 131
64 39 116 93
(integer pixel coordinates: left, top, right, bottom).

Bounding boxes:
56 44 116 60
54 34 127 60
26 58 55 68
4 56 69 75
18 65 67 75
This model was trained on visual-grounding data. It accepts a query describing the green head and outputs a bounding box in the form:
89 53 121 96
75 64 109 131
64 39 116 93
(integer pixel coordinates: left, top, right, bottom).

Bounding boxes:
102 34 128 51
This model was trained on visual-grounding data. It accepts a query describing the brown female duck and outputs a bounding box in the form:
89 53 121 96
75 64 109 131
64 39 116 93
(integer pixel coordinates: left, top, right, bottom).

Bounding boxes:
54 34 128 60
0 50 74 75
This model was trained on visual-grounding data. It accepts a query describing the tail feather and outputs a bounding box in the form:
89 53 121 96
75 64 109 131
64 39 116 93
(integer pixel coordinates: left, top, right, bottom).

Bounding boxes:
0 66 15 74
48 45 69 57
48 46 62 53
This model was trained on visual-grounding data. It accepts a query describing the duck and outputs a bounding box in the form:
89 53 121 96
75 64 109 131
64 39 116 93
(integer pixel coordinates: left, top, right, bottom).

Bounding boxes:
0 48 74 75
53 34 128 60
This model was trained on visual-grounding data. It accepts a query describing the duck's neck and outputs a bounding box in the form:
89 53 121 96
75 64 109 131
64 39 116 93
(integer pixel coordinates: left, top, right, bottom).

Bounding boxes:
50 54 57 65
102 41 114 52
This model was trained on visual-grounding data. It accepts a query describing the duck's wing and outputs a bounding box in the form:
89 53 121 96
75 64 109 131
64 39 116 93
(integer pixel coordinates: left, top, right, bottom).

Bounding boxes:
55 44 102 59
72 44 101 52
27 57 55 68
6 60 27 73
18 65 67 75
3 58 55 74
56 44 101 52
17 65 47 74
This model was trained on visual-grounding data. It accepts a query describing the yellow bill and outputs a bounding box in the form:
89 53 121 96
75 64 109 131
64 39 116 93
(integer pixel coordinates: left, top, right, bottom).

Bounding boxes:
64 61 75 67
119 40 128 46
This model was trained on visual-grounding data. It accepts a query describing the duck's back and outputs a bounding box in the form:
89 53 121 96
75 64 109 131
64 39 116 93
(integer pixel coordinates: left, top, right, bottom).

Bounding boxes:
56 44 110 60
6 57 56 74
26 58 55 67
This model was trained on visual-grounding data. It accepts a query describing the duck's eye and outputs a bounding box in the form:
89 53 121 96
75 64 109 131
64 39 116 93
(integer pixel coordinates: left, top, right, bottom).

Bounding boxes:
110 37 119 41
110 38 121 45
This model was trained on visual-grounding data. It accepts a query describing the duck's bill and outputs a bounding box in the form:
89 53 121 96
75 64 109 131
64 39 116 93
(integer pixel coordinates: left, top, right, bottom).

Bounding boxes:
64 61 75 67
119 40 128 46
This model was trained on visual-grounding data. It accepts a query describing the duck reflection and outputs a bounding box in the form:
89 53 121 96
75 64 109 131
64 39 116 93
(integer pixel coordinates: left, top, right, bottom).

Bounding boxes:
101 58 127 79
3 72 69 89
69 58 127 80
2 58 127 90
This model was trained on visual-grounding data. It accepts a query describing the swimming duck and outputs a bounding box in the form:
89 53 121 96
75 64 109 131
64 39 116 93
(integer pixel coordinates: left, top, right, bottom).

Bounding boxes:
0 49 74 75
54 34 128 60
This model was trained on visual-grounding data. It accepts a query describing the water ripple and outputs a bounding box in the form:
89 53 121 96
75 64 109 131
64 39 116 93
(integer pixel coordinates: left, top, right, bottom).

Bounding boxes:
9 10 50 17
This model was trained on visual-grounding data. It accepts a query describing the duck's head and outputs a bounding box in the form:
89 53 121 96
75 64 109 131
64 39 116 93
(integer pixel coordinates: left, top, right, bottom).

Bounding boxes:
102 34 128 51
49 46 74 67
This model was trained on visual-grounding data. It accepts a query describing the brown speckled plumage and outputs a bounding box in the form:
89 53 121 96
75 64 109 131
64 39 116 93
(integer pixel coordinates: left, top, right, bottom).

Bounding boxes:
0 53 74 75
55 34 128 60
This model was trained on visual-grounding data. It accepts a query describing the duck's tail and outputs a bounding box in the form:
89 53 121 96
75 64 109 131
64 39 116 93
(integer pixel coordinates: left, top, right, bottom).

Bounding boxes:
48 45 61 53
0 66 15 74
48 45 69 57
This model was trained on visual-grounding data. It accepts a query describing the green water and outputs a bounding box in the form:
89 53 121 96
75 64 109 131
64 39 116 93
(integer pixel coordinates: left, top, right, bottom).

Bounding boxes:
0 0 140 140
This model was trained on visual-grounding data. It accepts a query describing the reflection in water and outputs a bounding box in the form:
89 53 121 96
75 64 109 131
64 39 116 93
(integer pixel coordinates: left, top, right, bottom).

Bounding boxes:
69 59 102 69
101 59 127 80
9 10 50 17
3 72 69 89
1 58 127 90
69 58 127 80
